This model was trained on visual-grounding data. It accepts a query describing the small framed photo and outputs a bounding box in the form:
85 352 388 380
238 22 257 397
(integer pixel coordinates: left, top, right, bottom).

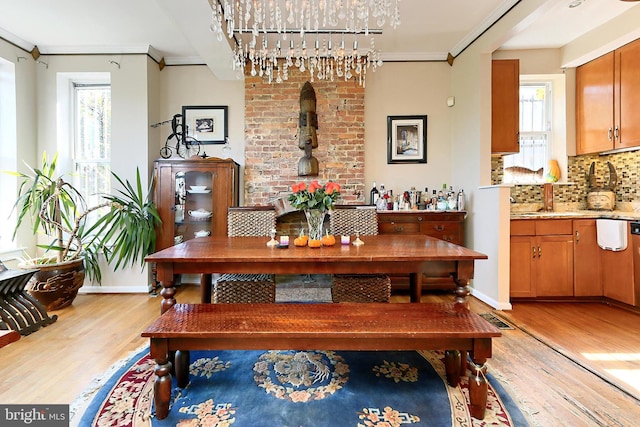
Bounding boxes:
387 115 427 164
182 105 228 144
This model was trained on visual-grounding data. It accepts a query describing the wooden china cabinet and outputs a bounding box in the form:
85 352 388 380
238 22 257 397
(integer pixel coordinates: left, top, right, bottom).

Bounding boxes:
153 157 239 253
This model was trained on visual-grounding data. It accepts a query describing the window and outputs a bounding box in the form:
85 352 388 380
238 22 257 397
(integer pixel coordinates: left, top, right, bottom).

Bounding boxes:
73 84 111 210
503 82 552 184
0 58 17 251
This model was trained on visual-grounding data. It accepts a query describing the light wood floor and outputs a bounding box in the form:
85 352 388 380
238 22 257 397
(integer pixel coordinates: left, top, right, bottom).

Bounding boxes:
1 286 640 426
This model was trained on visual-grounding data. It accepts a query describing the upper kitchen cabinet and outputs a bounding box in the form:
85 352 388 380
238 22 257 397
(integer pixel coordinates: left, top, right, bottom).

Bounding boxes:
491 59 520 154
615 39 640 150
576 38 640 154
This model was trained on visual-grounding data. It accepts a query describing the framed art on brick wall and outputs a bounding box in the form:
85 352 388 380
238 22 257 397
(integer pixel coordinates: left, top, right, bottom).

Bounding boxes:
182 105 228 144
387 115 427 164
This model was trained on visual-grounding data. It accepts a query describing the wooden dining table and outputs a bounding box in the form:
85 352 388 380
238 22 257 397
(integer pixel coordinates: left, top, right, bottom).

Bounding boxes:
145 234 488 313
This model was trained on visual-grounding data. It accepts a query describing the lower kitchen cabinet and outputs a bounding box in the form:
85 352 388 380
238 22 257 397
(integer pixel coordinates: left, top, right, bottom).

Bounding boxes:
510 219 574 298
512 218 638 306
570 219 635 304
573 219 602 296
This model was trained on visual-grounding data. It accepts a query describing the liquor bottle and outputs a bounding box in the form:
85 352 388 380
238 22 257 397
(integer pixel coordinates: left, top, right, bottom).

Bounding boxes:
457 189 465 211
370 181 379 205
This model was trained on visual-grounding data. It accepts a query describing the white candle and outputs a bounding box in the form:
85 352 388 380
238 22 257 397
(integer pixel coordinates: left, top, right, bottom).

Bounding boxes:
280 235 289 245
341 235 350 245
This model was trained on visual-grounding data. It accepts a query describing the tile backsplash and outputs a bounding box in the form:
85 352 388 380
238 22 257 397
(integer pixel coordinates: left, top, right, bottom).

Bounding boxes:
492 150 640 206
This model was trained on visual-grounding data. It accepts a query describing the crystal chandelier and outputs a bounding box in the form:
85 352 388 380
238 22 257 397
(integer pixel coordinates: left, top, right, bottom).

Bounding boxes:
210 0 401 87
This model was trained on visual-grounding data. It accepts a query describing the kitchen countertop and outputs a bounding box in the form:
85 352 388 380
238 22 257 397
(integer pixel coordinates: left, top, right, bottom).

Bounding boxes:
510 202 640 221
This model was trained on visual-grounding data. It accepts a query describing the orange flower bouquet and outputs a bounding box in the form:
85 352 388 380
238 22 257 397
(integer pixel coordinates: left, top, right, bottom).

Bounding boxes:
288 180 341 213
288 180 341 244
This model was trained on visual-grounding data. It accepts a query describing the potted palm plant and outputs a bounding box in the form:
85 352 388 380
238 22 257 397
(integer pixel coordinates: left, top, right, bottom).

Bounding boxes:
8 152 161 310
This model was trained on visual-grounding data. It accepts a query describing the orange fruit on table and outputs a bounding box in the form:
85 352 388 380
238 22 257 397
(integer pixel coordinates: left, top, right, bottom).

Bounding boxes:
308 239 322 248
321 233 336 246
294 235 309 247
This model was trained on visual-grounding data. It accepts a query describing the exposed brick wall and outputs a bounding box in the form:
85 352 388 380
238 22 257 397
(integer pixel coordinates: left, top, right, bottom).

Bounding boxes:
244 67 365 206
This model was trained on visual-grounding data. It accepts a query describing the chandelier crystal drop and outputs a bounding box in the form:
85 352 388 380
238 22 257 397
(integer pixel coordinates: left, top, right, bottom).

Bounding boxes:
210 0 401 86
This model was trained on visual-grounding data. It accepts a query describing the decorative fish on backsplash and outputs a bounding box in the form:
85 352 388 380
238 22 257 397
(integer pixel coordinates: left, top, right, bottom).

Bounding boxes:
504 166 544 183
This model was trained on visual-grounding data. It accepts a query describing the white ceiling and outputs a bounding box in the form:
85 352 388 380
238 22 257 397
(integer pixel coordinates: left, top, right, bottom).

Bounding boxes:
0 0 638 80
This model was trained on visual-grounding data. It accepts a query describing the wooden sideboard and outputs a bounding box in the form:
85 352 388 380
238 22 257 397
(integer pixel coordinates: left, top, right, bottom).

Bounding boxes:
377 210 467 291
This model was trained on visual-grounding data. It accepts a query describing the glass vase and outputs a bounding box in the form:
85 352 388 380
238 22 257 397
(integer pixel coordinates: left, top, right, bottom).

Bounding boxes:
304 209 326 241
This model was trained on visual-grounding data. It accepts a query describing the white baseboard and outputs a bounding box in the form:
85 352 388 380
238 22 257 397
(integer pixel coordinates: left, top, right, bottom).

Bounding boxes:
78 285 149 294
470 288 512 310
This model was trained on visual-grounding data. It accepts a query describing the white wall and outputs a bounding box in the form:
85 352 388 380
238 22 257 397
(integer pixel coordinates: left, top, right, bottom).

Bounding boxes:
157 66 245 201
450 0 549 308
33 54 154 292
364 62 453 197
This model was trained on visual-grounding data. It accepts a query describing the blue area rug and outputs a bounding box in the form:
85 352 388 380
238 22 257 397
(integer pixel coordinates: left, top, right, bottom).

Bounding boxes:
76 347 528 426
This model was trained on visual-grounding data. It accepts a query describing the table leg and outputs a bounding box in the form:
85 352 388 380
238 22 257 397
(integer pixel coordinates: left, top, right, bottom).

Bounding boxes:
453 260 474 305
160 279 176 314
409 273 422 303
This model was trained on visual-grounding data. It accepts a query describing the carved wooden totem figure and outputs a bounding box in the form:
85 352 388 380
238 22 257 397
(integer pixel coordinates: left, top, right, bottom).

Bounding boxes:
298 81 319 176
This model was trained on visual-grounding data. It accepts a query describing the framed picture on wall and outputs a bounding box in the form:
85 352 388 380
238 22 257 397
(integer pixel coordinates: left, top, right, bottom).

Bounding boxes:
387 115 427 164
182 105 228 144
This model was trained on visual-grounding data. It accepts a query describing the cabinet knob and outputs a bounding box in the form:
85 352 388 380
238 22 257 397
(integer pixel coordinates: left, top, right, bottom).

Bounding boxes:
575 230 580 243
393 225 404 232
538 245 542 257
434 225 445 231
532 246 537 259
417 217 423 221
608 128 613 141
614 126 619 140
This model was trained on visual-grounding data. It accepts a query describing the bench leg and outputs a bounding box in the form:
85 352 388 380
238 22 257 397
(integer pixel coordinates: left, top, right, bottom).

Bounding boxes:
444 350 461 386
175 350 190 388
468 355 488 420
150 339 172 420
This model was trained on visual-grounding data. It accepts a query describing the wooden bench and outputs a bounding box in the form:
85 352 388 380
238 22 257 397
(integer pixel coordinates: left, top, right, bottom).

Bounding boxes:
141 302 501 420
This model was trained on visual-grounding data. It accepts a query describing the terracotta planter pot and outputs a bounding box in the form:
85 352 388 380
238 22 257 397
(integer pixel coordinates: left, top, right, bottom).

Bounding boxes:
21 258 85 311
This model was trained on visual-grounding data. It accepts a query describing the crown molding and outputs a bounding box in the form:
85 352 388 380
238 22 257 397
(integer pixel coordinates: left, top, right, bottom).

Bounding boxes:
34 44 155 57
0 28 34 53
449 0 521 57
162 56 207 66
381 51 448 62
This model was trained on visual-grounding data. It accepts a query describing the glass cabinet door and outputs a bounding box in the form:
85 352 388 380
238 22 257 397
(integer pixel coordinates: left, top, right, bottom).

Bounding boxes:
173 170 214 244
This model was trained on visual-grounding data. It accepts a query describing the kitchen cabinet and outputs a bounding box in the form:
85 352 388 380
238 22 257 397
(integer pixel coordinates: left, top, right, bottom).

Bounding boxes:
573 220 602 297
491 59 520 154
576 38 640 154
377 211 465 290
153 157 239 253
510 219 574 298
